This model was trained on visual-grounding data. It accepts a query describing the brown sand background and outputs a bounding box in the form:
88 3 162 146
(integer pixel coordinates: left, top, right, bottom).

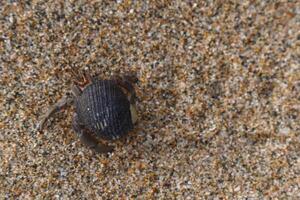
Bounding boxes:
1 1 300 199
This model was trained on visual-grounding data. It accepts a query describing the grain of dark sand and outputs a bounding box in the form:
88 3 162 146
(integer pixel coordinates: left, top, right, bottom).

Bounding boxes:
1 1 300 199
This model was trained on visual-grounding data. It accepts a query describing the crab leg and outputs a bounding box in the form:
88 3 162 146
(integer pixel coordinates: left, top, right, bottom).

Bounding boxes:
72 114 114 153
37 94 74 131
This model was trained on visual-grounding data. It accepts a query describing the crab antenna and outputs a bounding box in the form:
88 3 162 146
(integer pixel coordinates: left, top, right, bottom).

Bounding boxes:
70 68 81 82
83 71 92 82
69 67 85 87
71 69 93 88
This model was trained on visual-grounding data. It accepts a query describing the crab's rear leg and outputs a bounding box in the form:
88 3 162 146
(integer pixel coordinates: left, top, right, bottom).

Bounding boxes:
72 114 114 153
37 94 74 131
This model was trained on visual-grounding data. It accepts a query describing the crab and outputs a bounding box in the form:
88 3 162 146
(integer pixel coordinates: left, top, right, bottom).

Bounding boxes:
37 71 138 153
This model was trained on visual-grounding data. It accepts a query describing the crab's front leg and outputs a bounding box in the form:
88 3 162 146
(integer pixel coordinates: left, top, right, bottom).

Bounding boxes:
37 94 74 131
72 114 114 153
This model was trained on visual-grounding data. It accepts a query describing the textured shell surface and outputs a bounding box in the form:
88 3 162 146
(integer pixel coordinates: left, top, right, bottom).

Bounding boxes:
75 79 133 140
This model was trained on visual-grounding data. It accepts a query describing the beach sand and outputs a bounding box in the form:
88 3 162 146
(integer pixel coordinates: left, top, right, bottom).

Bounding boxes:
1 1 299 199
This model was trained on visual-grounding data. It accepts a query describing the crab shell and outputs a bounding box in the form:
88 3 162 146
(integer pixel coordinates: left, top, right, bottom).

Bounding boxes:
74 79 137 140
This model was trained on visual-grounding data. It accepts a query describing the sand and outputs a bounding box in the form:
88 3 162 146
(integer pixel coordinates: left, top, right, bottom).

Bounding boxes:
1 1 299 199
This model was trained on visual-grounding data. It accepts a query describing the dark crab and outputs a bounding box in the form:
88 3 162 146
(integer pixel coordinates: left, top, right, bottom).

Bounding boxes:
37 71 138 153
